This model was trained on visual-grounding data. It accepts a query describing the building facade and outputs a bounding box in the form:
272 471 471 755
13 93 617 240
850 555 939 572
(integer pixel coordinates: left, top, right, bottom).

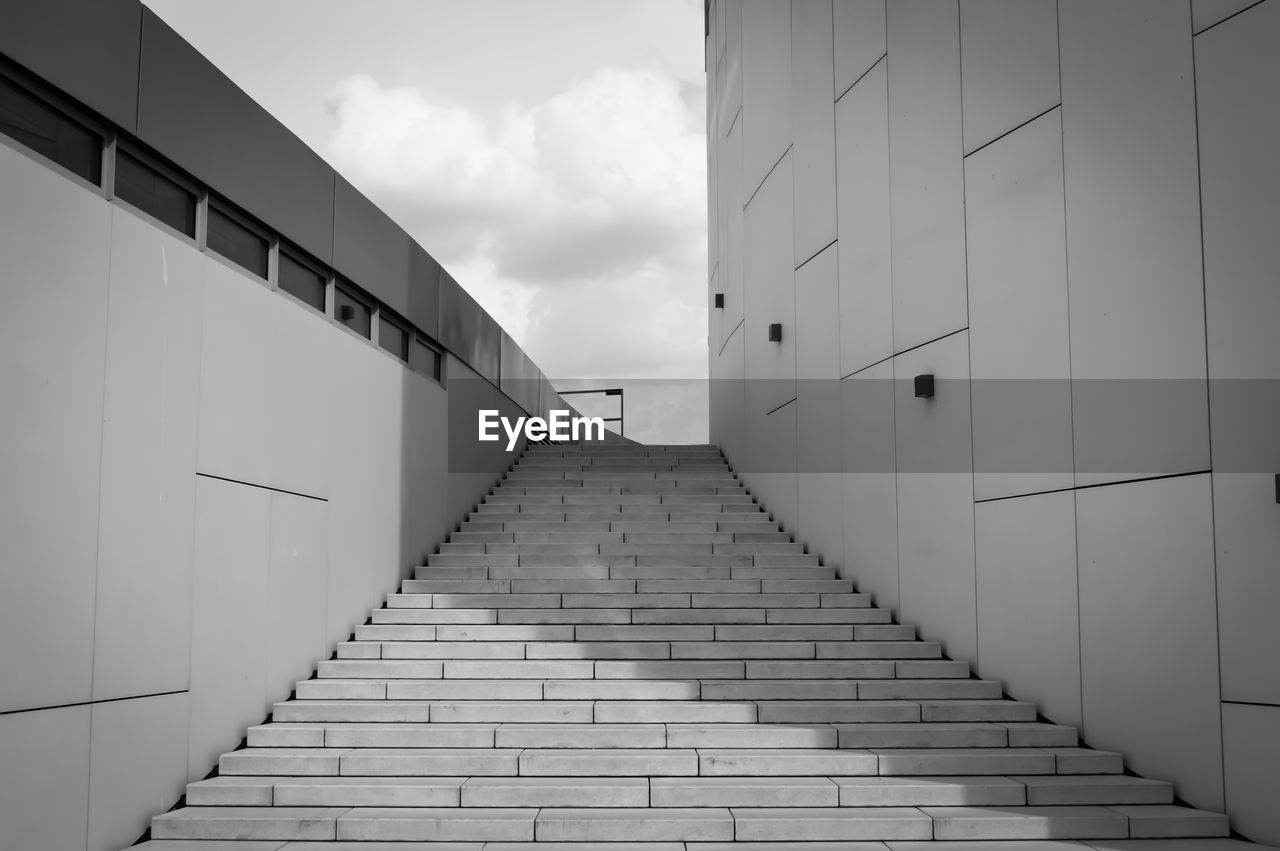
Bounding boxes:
0 2 572 848
706 0 1279 844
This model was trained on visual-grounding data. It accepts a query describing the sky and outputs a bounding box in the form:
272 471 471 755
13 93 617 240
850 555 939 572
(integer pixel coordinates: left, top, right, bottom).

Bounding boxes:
143 0 710 444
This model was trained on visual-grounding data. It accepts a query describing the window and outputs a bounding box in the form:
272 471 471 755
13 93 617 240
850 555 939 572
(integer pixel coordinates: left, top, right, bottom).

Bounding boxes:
334 282 372 339
113 149 196 236
0 72 101 184
378 314 409 362
208 202 268 279
278 249 326 311
411 335 443 382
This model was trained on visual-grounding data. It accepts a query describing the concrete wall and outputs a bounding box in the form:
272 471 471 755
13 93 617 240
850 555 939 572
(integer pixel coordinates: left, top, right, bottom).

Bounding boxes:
707 0 1280 843
0 140 541 850
0 8 570 846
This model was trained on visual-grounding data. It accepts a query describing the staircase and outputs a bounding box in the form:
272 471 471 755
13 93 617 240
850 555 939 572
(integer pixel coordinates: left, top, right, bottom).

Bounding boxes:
145 443 1234 848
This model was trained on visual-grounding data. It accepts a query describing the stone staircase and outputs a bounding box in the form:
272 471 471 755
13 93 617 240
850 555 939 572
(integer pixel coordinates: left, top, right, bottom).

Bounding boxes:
142 443 1235 848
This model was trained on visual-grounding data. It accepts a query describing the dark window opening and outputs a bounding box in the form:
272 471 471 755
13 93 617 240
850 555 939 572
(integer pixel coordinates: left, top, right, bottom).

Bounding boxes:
378 314 409 362
208 203 268 279
278 250 326 311
334 283 372 339
114 150 196 237
411 335 443 382
0 74 101 184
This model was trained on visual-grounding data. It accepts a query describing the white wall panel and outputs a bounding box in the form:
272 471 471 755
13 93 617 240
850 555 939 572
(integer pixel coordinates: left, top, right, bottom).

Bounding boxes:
92 208 202 702
269 295 331 499
975 491 1081 728
717 116 745 352
791 0 837 265
835 59 893 376
840 361 898 607
796 244 844 567
959 0 1060 154
1076 474 1223 811
1060 0 1209 486
748 399 799 535
327 332 406 639
0 146 110 713
833 0 886 97
88 692 188 851
717 0 743 140
712 323 747 469
965 109 1074 500
268 492 329 705
1196 0 1280 488
741 0 793 198
743 153 796 413
1193 0 1261 33
1222 702 1280 846
886 0 968 353
197 257 275 485
1211 474 1280 705
402 375 452 574
893 332 976 663
0 705 90 850
188 476 270 780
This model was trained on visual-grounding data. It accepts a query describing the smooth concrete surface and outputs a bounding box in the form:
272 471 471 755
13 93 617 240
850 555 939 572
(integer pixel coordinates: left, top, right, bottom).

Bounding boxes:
959 0 1061 154
790 0 837 266
743 152 796 414
0 705 91 851
88 692 189 851
886 0 968 352
0 143 110 714
893 333 976 665
1222 701 1280 846
708 1 1279 837
964 108 1073 499
839 363 899 611
188 476 272 781
834 58 893 377
741 0 792 199
975 491 1082 729
1209 474 1280 706
1076 475 1224 812
0 130 544 849
715 115 744 353
92 207 202 701
1059 0 1209 485
832 0 887 97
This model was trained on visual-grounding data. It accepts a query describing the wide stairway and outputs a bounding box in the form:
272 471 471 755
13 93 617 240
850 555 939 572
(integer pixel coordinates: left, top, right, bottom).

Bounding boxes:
147 443 1234 848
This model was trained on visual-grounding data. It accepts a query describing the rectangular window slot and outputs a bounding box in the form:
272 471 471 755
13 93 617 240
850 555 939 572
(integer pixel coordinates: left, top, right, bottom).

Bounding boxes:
0 72 101 184
208 203 268 279
114 150 196 237
278 249 326 311
411 335 443 382
334 283 372 339
378 314 409 362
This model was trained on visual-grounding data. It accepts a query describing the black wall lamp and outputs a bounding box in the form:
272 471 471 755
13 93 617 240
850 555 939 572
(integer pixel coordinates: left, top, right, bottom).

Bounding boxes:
714 293 725 309
1275 473 1279 504
768 323 782 342
338 305 355 321
914 373 935 398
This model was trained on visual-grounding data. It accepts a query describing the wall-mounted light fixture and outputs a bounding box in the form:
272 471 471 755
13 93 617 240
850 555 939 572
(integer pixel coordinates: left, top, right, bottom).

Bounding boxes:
914 373 935 398
338 305 356 321
714 293 725 309
1275 473 1279 504
768 323 782 342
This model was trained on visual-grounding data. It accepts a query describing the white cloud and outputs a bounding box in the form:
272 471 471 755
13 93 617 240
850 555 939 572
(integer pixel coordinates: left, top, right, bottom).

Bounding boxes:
322 65 709 400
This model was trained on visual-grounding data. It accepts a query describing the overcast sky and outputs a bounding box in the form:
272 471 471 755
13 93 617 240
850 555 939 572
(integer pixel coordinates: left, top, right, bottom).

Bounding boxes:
144 0 709 443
